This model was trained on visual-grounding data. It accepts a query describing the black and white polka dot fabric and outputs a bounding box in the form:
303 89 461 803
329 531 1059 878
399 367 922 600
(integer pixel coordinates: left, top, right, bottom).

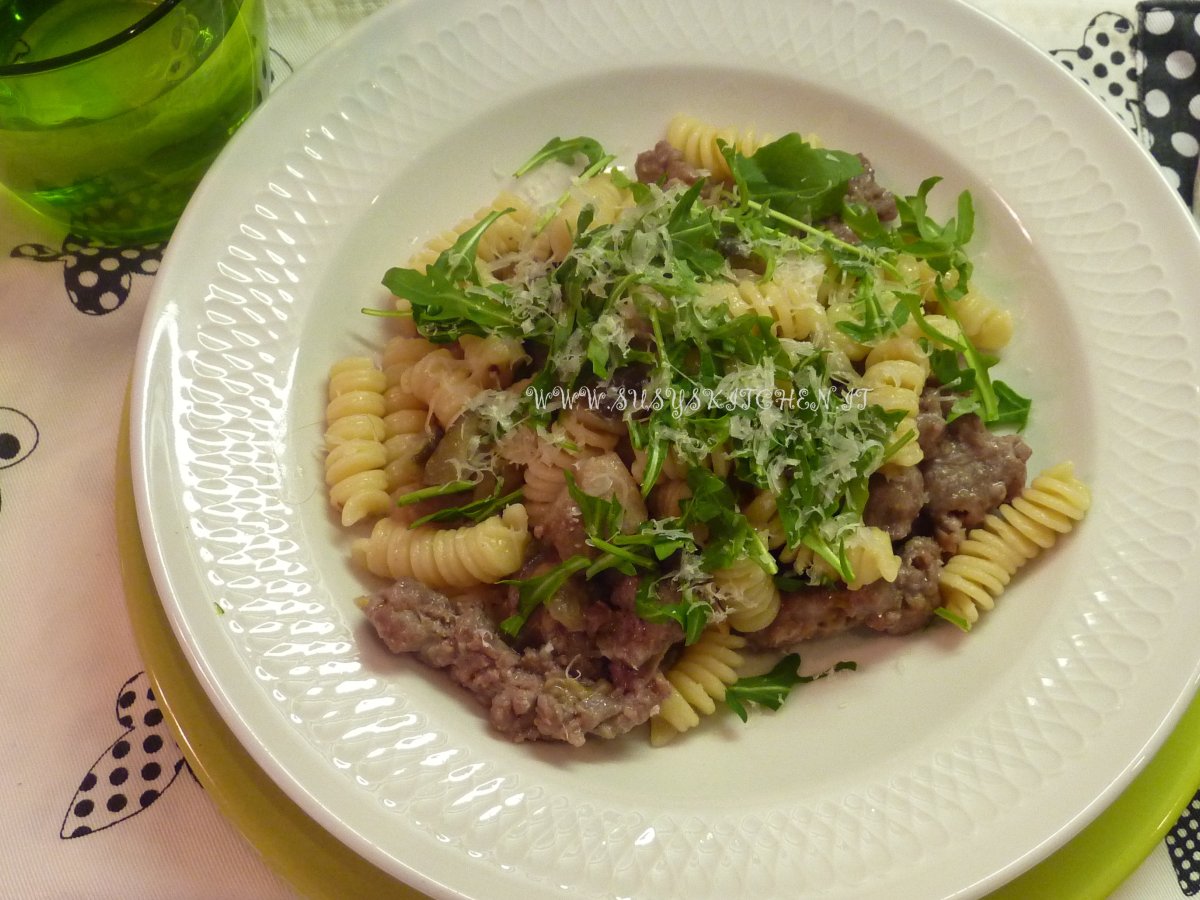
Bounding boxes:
9 234 163 316
1169 792 1200 895
59 673 187 838
1137 1 1200 206
1052 12 1142 133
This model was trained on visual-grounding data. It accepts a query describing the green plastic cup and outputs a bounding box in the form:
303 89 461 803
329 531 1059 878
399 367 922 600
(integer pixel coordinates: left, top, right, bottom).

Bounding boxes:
0 0 267 243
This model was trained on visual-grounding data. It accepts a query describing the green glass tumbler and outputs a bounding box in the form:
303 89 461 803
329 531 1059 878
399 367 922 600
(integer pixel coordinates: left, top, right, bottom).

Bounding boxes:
0 0 267 243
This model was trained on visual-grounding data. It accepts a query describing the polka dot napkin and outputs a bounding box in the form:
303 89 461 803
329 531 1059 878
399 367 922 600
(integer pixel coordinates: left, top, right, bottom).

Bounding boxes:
1138 1 1200 205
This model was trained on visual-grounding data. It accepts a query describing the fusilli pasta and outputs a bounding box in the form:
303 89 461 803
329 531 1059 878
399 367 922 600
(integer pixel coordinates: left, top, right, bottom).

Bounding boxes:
324 356 391 526
953 289 1014 353
666 114 775 181
939 462 1091 627
860 335 929 470
560 408 624 452
649 625 747 746
401 348 479 429
352 503 531 589
530 172 632 262
407 191 535 273
712 557 782 632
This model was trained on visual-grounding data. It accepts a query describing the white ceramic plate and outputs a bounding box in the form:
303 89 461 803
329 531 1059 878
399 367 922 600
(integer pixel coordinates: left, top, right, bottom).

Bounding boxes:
131 1 1200 897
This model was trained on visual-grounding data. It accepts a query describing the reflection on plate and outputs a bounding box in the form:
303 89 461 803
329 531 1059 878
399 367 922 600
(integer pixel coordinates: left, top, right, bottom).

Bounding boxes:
131 1 1200 898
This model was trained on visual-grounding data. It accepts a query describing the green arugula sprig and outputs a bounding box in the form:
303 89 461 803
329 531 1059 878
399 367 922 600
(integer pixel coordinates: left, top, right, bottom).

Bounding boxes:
375 210 536 343
390 478 527 529
513 136 609 176
412 487 525 528
929 348 1031 430
724 133 864 223
933 606 972 632
725 654 857 722
392 480 475 506
720 137 1030 428
634 577 713 646
501 474 703 638
680 467 776 575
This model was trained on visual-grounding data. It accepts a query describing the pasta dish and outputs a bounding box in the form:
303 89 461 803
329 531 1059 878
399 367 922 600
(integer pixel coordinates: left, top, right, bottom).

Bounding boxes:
321 115 1091 747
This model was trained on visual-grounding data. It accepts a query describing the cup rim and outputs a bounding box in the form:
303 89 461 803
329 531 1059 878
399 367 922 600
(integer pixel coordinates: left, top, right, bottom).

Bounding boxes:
0 0 189 77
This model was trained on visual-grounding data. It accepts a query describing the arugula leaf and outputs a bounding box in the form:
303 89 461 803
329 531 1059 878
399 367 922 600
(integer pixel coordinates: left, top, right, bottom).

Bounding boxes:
837 200 888 243
634 578 712 645
665 179 725 277
892 177 974 276
392 480 475 507
501 556 590 637
990 380 1032 429
682 468 776 574
934 606 972 632
724 654 857 722
409 487 525 528
928 348 1031 429
381 209 528 342
565 472 623 540
503 475 700 635
726 133 864 223
513 136 608 177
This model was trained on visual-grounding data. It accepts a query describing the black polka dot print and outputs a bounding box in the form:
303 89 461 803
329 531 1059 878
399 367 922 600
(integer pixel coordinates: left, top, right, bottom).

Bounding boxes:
1051 12 1141 134
0 407 39 517
9 233 163 316
0 408 38 472
1169 791 1200 895
60 673 188 839
1138 2 1200 207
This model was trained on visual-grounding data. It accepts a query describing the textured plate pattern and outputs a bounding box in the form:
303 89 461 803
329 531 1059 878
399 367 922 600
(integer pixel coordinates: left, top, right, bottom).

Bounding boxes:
133 1 1200 898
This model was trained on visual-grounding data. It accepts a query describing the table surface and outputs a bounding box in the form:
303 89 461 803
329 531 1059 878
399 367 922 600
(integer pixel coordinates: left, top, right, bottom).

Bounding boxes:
2 1 1198 897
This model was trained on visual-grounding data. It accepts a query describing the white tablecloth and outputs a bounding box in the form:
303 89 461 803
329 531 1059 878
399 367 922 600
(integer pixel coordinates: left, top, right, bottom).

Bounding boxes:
1 1 1196 897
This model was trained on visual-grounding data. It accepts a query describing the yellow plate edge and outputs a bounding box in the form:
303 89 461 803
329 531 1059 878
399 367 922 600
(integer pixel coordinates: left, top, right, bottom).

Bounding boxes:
115 390 424 900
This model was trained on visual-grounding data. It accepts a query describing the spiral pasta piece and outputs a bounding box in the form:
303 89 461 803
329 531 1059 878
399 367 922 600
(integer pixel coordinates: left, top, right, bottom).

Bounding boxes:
649 477 692 519
381 334 438 418
899 313 963 349
324 357 391 526
742 489 789 552
953 289 1014 353
559 408 625 452
324 412 387 448
531 172 632 262
890 252 1011 352
666 114 775 181
820 299 870 370
402 348 480 429
805 524 901 589
517 431 580 528
631 445 690 486
860 335 929 469
712 557 782 633
352 504 531 589
939 462 1091 628
843 525 901 589
649 625 747 746
460 334 527 389
406 191 536 273
705 267 826 342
